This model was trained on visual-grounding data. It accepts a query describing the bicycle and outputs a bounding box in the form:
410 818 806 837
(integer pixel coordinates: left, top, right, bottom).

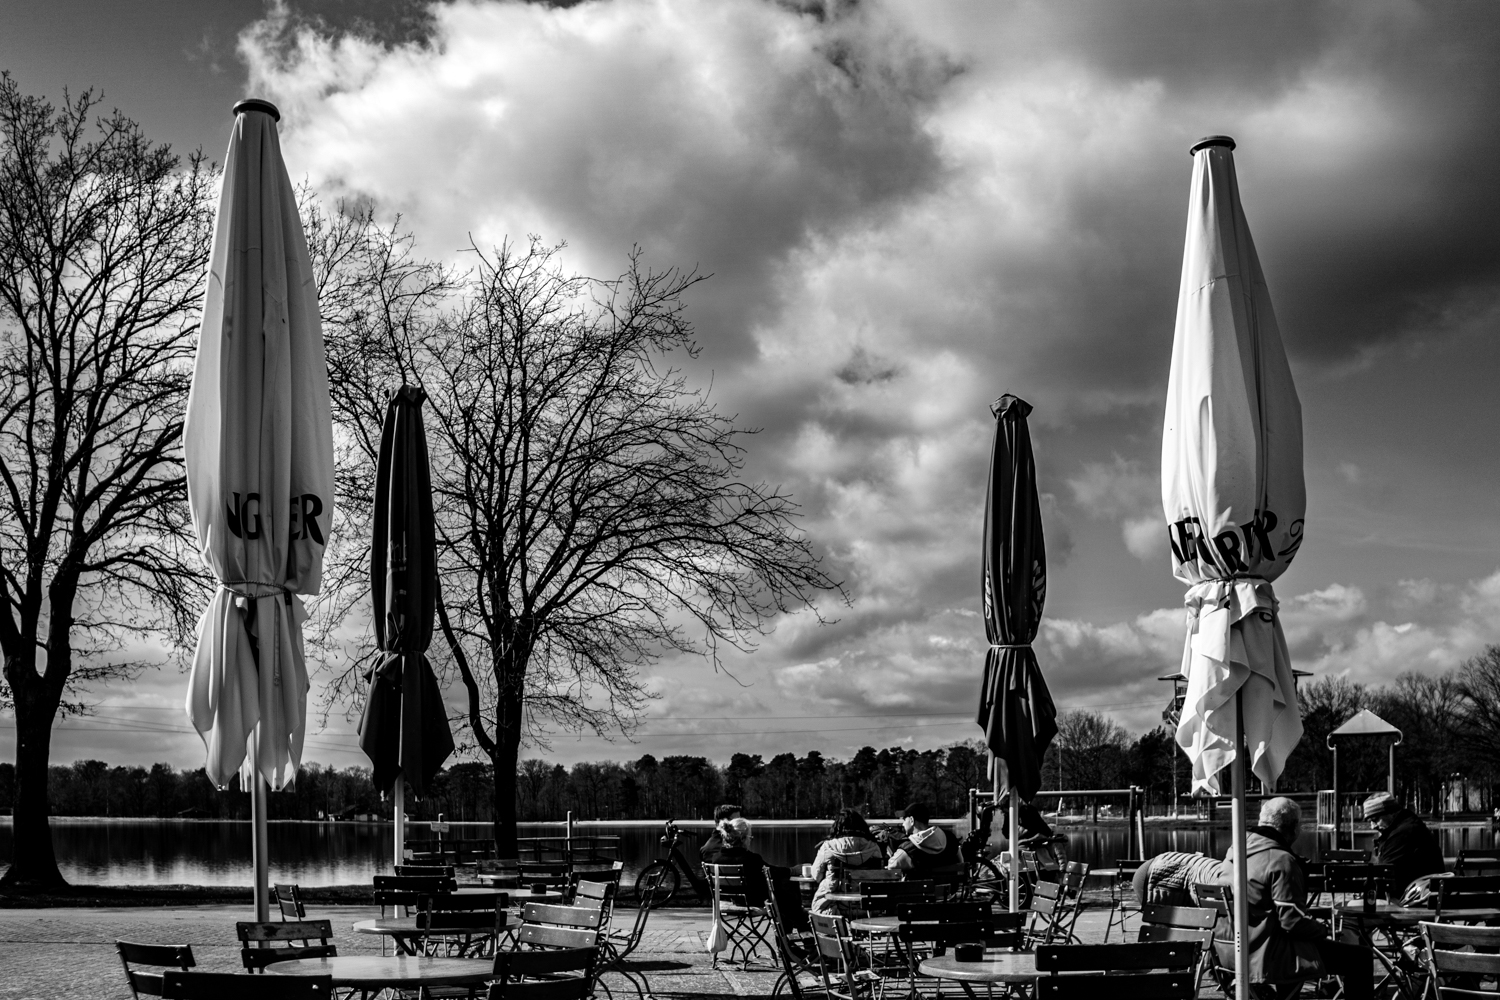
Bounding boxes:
627 819 710 907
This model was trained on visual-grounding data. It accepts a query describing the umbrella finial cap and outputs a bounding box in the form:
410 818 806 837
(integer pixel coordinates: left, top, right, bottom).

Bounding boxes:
1190 135 1235 156
991 394 1033 420
233 98 281 122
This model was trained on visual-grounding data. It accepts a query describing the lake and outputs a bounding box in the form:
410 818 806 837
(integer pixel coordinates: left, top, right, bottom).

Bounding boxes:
2 818 1493 886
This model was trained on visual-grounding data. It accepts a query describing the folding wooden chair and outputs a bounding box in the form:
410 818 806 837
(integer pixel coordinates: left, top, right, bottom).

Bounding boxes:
857 881 940 917
519 861 574 895
160 971 332 999
705 863 773 969
274 882 307 920
1321 849 1369 864
116 941 195 999
1322 863 1391 906
487 947 597 1000
1422 921 1500 1000
374 873 458 917
809 912 881 1000
1455 851 1500 877
1033 941 1200 999
764 867 819 999
1436 874 1500 917
896 902 1023 995
1137 902 1217 992
235 920 337 972
417 892 509 957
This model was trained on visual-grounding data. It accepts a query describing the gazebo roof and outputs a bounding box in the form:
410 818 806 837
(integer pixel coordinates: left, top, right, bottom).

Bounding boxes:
1330 708 1402 739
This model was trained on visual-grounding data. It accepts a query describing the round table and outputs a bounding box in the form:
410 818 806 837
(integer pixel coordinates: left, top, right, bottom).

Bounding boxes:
919 951 1064 985
452 887 562 903
825 893 863 906
850 915 900 934
1333 900 1500 927
264 955 495 990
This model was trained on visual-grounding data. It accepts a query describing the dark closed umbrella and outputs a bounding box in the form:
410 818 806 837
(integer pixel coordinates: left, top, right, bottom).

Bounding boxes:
976 394 1057 802
359 386 454 836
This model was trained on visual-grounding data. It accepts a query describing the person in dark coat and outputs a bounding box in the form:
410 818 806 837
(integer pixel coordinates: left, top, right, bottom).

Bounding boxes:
1364 792 1445 898
703 816 767 907
1221 797 1372 998
700 803 743 861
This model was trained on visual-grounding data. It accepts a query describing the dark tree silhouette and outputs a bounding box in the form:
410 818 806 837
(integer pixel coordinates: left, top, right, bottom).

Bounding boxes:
0 76 215 888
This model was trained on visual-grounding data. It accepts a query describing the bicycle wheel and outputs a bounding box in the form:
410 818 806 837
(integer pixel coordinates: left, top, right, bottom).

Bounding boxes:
962 858 1005 901
631 860 680 908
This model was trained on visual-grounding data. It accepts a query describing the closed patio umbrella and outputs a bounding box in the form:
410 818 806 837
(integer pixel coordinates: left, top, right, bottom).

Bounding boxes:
183 98 335 921
1161 135 1306 1000
976 393 1056 913
359 385 454 868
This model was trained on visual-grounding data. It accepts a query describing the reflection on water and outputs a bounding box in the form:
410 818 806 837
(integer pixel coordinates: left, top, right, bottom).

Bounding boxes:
2 819 1494 886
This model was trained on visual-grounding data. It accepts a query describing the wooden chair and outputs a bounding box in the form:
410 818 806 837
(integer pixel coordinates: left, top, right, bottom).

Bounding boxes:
1137 903 1217 992
236 919 337 972
845 868 903 885
161 971 332 999
274 882 307 920
397 864 458 878
1422 920 1500 1000
516 901 607 952
116 941 195 999
809 912 880 1000
417 892 508 957
1436 874 1500 917
569 861 625 896
569 879 618 929
487 947 597 1000
1033 941 1200 999
1455 851 1500 877
1102 859 1145 942
519 861 574 895
374 872 458 917
896 902 1024 990
705 863 773 969
764 866 818 999
1322 863 1391 905
1026 865 1088 947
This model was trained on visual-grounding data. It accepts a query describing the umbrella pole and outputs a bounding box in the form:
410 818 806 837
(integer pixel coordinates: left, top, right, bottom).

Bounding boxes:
1008 787 1020 915
1231 691 1250 1000
251 726 270 922
393 778 406 870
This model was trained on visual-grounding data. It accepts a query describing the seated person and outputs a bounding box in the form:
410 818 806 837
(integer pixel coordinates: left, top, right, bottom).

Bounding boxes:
700 803 743 861
1364 792 1445 899
1221 797 1372 1000
886 802 959 873
1131 850 1228 906
703 816 767 908
810 809 885 914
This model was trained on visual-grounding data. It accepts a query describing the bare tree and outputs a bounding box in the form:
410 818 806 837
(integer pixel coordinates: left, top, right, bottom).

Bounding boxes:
0 76 216 887
312 226 843 853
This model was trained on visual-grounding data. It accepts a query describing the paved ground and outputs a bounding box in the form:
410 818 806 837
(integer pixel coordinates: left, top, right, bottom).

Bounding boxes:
0 901 1226 1000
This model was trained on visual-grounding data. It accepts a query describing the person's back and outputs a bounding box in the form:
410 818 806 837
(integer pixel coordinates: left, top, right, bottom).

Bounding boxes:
705 817 767 907
811 809 884 914
701 803 743 863
1364 793 1445 896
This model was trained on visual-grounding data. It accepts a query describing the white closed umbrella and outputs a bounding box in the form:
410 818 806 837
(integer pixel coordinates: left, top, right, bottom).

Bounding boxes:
1161 135 1305 1000
183 98 334 920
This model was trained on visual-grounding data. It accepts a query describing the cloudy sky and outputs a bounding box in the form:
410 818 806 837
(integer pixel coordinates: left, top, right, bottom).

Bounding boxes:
4 0 1500 773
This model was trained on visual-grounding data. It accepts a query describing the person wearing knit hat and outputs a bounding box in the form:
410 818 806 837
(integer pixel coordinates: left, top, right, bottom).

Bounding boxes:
1363 792 1444 898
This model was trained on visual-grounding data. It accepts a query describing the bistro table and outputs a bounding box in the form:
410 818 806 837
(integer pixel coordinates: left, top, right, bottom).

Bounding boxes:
919 951 1080 995
849 916 900 935
264 955 494 992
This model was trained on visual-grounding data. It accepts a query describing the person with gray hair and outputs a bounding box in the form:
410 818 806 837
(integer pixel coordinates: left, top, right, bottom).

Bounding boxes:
1220 796 1372 998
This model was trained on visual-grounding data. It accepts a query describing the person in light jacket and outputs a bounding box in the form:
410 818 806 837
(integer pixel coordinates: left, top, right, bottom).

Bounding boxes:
1220 797 1372 998
810 809 885 914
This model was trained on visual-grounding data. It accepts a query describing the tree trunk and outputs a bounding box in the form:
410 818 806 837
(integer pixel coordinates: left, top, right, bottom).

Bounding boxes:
490 708 523 858
1 710 66 889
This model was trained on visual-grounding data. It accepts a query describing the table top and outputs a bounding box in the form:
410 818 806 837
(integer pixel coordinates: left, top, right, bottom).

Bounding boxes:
790 875 818 884
826 893 863 905
263 956 495 988
353 917 422 937
849 916 900 934
919 951 1062 984
1332 901 1500 925
452 886 562 902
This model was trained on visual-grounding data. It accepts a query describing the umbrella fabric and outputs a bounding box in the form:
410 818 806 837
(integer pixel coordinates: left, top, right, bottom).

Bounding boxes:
184 103 335 791
358 386 453 798
976 394 1056 801
1162 138 1305 794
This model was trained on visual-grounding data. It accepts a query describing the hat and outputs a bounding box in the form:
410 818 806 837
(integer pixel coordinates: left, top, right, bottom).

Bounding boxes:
1362 792 1398 819
901 802 930 825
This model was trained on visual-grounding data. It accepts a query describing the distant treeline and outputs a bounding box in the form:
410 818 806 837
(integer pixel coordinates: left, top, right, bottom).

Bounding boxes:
8 649 1500 824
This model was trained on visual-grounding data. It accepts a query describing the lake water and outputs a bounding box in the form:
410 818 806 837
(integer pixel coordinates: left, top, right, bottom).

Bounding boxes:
3 818 1494 886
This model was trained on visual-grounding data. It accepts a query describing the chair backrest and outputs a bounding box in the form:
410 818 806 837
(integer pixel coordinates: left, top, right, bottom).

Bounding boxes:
1456 851 1500 876
705 863 762 907
764 867 815 999
1322 863 1391 898
569 879 616 909
117 941 195 999
858 880 940 914
1191 882 1233 941
235 920 337 972
896 902 989 949
417 893 507 936
273 883 306 920
1421 921 1500 999
519 861 574 891
845 869 902 884
1436 874 1500 913
517 901 606 950
396 864 457 878
808 912 864 1000
1321 849 1369 863
488 945 596 1000
1036 972 1195 999
1137 903 1217 947
161 971 332 999
1035 941 1201 973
